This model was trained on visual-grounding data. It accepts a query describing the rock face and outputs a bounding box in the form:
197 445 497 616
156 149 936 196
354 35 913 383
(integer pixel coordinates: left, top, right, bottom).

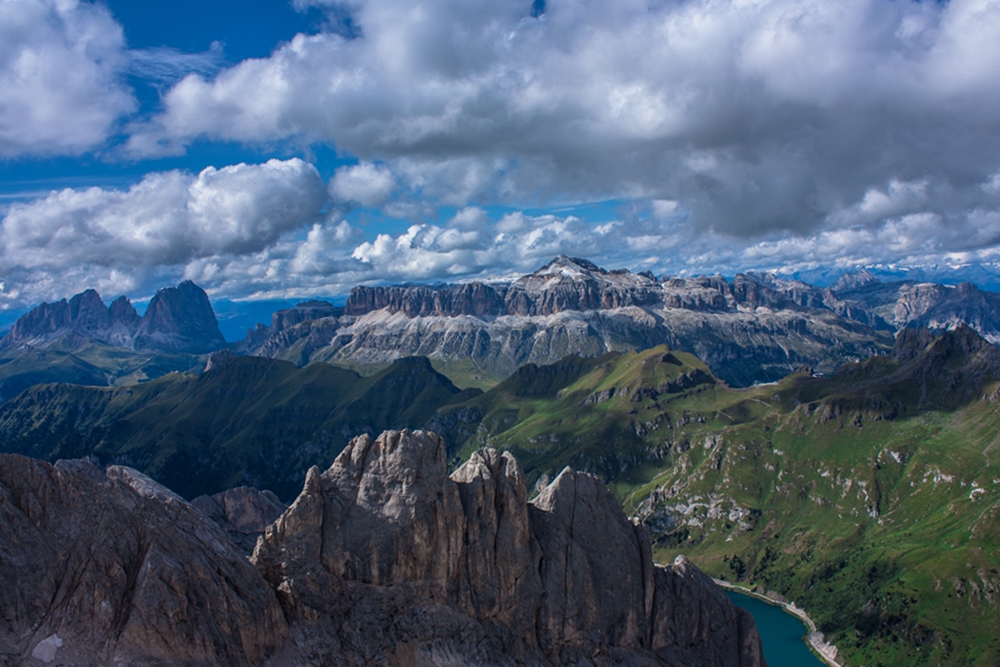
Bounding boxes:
238 256 891 387
253 429 767 666
1 280 226 355
133 281 227 353
0 433 766 666
191 486 288 555
0 455 286 666
238 257 1000 387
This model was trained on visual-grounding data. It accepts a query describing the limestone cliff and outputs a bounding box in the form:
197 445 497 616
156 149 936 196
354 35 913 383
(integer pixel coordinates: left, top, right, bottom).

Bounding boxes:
0 455 286 666
253 429 767 667
0 432 766 667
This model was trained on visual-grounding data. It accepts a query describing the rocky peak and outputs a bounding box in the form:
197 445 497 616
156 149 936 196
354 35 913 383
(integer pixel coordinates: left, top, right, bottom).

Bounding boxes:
270 300 343 334
892 323 999 364
506 255 662 316
534 254 607 277
1 289 116 351
831 269 880 292
253 429 767 666
0 281 227 355
133 280 227 353
66 289 112 332
108 295 140 328
2 299 73 349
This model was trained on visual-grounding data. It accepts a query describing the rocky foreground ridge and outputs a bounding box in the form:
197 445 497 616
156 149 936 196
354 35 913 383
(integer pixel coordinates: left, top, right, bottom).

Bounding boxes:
0 430 766 667
240 256 1000 387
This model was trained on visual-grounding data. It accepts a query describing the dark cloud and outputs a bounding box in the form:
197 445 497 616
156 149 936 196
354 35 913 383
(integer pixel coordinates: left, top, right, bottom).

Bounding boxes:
5 0 1000 305
123 0 1000 244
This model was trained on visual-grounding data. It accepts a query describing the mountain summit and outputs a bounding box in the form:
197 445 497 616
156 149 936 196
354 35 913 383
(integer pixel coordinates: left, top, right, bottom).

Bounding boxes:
0 431 767 666
1 280 226 355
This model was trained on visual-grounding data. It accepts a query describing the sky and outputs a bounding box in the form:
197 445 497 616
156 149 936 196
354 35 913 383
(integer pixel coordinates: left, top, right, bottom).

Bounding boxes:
3 0 1000 316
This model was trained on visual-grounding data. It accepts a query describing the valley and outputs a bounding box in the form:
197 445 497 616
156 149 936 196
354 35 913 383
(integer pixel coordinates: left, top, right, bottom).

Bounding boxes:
4 258 1000 665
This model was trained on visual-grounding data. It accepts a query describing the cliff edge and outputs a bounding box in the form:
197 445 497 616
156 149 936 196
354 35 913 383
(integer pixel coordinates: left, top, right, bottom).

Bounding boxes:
0 430 766 667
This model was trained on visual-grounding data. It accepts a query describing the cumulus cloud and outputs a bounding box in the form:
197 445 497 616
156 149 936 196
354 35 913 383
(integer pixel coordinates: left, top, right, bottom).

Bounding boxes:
350 212 612 281
124 0 1000 242
0 0 135 157
329 162 396 207
9 0 1000 306
0 159 327 305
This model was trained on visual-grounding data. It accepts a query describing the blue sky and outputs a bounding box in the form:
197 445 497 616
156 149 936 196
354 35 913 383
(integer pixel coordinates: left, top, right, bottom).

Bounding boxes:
2 0 1000 317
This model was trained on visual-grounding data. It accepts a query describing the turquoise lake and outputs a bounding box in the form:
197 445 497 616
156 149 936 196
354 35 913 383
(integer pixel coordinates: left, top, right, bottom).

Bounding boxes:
726 591 826 667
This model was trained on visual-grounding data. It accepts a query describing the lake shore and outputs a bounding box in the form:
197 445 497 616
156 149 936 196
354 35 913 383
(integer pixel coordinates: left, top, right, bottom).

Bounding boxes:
714 579 844 667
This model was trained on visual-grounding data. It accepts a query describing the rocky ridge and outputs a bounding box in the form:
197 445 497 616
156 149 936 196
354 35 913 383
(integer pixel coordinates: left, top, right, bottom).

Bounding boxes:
240 256 1000 387
0 455 286 667
253 429 766 666
0 430 767 667
1 281 227 355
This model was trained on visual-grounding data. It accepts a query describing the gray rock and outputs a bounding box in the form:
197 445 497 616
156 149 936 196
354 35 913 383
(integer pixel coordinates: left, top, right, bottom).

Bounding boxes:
0 455 286 667
241 256 894 387
0 280 226 355
253 429 767 666
192 486 288 555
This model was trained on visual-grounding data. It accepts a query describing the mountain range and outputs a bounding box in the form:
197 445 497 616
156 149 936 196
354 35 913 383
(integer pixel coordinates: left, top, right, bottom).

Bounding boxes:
238 255 1000 388
5 256 1000 396
6 323 1000 664
0 281 228 401
1 280 226 355
3 258 1000 665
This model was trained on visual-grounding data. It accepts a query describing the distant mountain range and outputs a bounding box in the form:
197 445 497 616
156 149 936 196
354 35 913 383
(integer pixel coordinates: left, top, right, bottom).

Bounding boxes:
1 280 226 355
239 255 1000 387
6 256 1000 395
0 281 228 400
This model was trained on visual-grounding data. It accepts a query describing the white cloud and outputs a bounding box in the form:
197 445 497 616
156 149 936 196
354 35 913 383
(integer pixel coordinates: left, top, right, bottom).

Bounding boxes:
128 43 224 85
329 162 396 207
0 0 134 157
448 206 489 230
349 212 613 282
124 0 1000 242
0 159 327 305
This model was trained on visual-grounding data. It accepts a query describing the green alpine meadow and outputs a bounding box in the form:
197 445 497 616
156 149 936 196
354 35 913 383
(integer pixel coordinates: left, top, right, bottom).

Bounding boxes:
3 323 1000 664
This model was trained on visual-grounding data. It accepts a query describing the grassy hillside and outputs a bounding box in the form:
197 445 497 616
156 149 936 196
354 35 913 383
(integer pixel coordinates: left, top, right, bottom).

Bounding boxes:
0 355 476 500
4 329 1000 664
0 341 205 400
431 329 1000 666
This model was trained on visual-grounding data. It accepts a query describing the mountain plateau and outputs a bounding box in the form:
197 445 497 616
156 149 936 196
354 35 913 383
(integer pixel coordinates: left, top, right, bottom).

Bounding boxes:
239 256 1000 388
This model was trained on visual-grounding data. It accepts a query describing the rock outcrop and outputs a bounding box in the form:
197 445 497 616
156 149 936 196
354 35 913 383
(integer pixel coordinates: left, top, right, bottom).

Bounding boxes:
132 281 228 353
0 280 227 355
253 429 767 666
0 455 286 666
0 431 766 666
237 257 1000 388
191 486 288 555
